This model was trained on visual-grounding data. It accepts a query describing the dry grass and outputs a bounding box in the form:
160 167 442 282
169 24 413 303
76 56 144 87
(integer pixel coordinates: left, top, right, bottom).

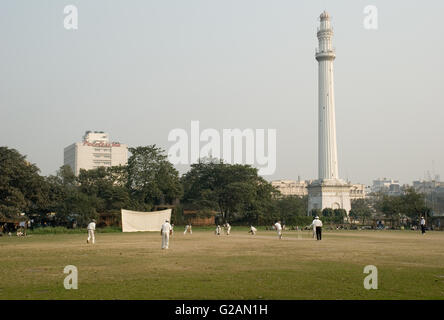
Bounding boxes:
1 228 443 299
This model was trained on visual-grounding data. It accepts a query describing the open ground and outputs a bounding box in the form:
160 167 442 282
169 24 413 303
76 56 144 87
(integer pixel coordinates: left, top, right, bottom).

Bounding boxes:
1 228 444 299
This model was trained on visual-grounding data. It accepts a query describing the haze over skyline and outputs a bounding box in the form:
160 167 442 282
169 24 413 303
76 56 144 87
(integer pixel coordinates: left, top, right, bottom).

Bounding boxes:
1 0 443 186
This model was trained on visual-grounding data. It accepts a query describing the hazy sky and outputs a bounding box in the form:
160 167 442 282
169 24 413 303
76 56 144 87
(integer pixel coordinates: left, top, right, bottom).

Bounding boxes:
1 0 443 186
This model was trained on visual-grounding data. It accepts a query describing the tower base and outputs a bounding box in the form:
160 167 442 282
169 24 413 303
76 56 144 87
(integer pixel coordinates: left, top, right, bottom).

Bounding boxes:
307 179 351 215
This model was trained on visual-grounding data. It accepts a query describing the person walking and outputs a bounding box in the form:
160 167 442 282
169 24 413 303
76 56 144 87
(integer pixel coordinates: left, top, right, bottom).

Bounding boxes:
310 216 323 240
161 220 172 249
420 216 426 235
87 219 96 244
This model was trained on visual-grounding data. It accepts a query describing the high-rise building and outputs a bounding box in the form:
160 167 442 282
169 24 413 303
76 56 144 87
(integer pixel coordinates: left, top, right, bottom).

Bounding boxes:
64 131 128 175
307 11 351 215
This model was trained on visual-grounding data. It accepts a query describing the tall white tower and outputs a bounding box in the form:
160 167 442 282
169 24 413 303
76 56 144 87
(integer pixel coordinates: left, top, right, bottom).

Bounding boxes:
316 11 338 181
307 11 351 215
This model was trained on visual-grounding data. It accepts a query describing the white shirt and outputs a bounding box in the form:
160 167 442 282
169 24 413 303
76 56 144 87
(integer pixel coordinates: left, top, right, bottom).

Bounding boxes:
250 226 257 232
311 219 323 228
274 223 282 231
161 222 172 234
420 218 425 226
87 222 96 230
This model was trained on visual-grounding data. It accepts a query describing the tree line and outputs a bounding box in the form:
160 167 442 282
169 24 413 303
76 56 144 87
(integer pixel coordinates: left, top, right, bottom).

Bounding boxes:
1 146 431 228
0 146 310 227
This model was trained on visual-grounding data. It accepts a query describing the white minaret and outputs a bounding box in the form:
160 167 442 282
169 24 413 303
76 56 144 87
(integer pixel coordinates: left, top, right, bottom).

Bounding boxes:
307 11 351 216
316 11 338 181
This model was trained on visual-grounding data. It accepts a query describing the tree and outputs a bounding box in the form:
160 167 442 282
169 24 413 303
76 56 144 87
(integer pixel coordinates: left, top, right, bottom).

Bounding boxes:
0 147 49 218
375 194 403 227
350 198 373 224
333 208 347 224
322 208 334 221
273 196 307 225
127 145 182 210
181 159 278 223
402 187 430 220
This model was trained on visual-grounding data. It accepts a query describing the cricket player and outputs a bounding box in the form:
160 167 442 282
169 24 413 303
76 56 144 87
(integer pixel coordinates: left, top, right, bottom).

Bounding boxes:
420 216 426 234
249 225 257 235
274 221 283 240
310 216 323 240
184 224 192 235
161 220 172 249
87 219 96 244
215 225 221 235
224 223 231 235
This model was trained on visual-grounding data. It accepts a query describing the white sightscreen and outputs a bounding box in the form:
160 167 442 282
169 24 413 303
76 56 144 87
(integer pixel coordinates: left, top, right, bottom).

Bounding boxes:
121 209 172 232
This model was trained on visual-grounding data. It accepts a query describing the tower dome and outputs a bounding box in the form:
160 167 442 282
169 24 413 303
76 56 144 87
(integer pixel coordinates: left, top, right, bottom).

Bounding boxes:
320 11 330 20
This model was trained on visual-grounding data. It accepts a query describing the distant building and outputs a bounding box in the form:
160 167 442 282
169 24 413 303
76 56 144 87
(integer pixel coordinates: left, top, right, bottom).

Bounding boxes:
413 179 443 194
64 131 128 175
349 184 366 200
271 179 366 200
371 178 401 195
271 179 308 197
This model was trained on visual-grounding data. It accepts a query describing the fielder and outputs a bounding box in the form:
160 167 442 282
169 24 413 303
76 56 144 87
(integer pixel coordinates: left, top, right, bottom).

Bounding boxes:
215 225 221 235
87 219 96 244
224 223 231 235
274 221 283 240
161 220 172 249
249 225 257 235
184 224 192 235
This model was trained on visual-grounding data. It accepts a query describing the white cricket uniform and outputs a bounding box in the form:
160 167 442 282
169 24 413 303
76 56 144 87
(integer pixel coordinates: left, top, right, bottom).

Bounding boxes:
216 225 221 235
184 225 192 234
225 224 231 235
274 223 282 239
161 222 172 249
250 226 257 235
87 222 96 244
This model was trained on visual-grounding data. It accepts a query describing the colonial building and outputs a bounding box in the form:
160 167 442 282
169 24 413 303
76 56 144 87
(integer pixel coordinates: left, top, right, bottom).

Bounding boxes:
271 180 308 197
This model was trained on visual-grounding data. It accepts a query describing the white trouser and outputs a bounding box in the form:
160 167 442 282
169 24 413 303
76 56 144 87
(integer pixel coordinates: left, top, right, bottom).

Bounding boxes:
87 229 95 244
227 227 231 235
162 232 170 249
313 228 316 238
277 230 282 239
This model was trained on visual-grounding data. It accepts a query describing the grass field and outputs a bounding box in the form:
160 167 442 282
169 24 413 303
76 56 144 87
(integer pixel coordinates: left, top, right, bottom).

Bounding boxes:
1 227 444 300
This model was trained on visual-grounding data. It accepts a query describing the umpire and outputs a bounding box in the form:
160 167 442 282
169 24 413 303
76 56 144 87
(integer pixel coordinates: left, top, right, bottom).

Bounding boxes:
311 216 323 240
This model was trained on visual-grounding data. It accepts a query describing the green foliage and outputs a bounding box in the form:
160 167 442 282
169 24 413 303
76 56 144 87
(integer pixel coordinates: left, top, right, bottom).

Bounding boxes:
0 147 49 218
127 145 183 209
350 198 373 224
181 159 279 224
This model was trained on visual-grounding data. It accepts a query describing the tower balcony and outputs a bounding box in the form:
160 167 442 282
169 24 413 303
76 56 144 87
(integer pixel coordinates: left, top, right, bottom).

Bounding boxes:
315 48 336 61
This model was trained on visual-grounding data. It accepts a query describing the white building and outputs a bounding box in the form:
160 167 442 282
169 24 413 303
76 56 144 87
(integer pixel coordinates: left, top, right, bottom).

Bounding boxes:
271 179 308 197
273 179 366 201
371 178 401 195
64 131 128 175
307 11 351 215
